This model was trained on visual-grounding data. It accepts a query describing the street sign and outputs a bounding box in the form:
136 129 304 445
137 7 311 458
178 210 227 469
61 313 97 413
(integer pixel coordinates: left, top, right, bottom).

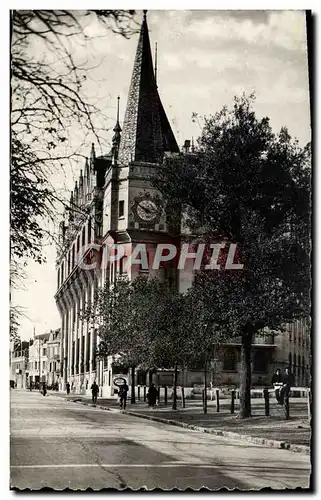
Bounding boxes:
113 377 127 387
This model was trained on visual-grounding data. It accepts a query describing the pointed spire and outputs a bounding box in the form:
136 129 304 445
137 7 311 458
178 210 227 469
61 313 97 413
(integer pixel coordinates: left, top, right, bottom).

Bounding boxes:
154 42 158 87
85 157 90 177
69 191 74 221
117 10 179 165
112 96 122 162
74 180 78 206
90 143 96 170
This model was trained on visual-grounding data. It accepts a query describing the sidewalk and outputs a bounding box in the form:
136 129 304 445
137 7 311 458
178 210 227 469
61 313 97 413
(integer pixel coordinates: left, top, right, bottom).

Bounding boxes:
48 391 311 452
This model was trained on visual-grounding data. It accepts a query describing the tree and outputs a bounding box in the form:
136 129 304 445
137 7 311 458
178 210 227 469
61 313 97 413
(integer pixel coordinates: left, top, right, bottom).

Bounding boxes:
154 94 311 418
11 10 136 278
88 275 162 404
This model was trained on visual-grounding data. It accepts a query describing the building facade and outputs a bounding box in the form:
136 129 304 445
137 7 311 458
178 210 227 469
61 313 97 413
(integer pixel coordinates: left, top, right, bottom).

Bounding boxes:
46 328 61 387
10 341 29 389
55 11 311 396
28 333 49 386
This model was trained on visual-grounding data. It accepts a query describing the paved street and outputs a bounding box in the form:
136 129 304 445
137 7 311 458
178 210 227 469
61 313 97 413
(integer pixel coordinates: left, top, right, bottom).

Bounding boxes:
10 390 311 490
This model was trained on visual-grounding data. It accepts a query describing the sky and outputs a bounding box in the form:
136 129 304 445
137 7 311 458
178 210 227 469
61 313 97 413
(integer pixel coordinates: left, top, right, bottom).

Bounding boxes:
11 9 311 341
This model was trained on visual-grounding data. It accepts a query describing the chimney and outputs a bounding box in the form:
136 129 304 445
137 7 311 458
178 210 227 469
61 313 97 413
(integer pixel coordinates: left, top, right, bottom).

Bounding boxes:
183 139 191 154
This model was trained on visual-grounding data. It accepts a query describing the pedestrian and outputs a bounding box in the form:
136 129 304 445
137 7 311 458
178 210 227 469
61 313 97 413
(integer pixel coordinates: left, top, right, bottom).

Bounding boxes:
42 382 47 396
66 382 70 395
119 382 129 410
91 380 99 404
147 383 158 408
279 367 295 405
29 381 32 391
271 368 283 402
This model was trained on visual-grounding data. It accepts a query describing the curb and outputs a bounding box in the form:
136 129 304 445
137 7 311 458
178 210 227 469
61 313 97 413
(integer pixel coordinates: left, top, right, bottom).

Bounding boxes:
124 410 310 455
61 396 310 455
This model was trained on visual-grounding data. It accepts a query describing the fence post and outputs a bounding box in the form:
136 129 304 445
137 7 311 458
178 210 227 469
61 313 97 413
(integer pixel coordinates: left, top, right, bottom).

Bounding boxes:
143 386 146 402
263 388 270 416
164 386 168 406
230 389 235 414
216 389 220 412
157 386 160 404
137 386 140 401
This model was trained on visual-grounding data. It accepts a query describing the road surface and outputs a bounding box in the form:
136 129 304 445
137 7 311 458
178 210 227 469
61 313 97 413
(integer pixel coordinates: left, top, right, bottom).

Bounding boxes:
10 390 311 490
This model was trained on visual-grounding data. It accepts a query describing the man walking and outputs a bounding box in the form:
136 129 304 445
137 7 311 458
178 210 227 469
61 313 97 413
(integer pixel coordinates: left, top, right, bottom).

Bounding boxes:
91 380 99 404
66 382 70 395
119 382 129 410
279 367 295 405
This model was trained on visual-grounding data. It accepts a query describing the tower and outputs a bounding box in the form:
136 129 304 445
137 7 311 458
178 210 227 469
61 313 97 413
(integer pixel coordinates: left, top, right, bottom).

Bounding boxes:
102 10 180 285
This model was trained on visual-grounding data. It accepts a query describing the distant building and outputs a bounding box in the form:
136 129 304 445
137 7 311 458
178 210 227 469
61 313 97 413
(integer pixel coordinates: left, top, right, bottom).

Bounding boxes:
28 333 49 385
10 341 29 389
46 328 61 387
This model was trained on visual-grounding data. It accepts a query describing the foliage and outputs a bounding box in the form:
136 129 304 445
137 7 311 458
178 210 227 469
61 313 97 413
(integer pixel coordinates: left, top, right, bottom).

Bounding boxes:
11 10 136 280
154 93 311 417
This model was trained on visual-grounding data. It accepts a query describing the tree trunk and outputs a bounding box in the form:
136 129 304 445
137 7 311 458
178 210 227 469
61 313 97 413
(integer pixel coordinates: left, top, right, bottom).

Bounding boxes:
203 361 208 414
172 362 178 410
131 366 135 404
181 365 186 408
239 331 253 418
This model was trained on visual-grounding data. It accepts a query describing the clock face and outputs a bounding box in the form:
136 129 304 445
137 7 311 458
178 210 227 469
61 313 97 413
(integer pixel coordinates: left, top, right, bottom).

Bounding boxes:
136 200 159 222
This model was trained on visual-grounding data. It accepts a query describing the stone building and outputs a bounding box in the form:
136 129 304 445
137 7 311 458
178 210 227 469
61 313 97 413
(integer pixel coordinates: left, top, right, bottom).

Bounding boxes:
10 341 29 389
28 333 49 386
46 328 61 387
55 11 311 396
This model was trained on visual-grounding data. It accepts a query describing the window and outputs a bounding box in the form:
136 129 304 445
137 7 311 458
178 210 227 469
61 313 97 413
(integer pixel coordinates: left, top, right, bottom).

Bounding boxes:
77 235 80 254
119 256 126 275
223 349 237 371
61 262 64 283
288 352 292 370
43 348 46 356
82 226 85 247
57 268 60 289
118 200 124 218
43 361 46 370
35 361 37 370
253 350 268 373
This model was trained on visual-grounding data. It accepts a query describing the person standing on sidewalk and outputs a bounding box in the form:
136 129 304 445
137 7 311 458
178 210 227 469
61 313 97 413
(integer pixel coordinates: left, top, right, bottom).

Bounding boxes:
91 381 99 404
278 367 295 405
119 382 129 410
271 368 283 402
66 382 70 395
147 383 158 408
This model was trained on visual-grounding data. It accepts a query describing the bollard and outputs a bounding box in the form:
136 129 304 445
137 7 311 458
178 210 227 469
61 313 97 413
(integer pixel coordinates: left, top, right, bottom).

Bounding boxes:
216 389 220 412
263 388 270 416
157 386 160 404
164 386 168 406
138 386 141 401
143 386 146 402
284 397 290 420
230 389 235 414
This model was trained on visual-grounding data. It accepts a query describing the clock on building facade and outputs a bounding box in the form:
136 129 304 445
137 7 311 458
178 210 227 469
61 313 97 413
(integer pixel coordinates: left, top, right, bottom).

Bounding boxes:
131 192 163 226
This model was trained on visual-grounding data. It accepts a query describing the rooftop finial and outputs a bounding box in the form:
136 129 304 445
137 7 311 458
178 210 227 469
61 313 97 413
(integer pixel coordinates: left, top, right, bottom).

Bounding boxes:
117 95 120 123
